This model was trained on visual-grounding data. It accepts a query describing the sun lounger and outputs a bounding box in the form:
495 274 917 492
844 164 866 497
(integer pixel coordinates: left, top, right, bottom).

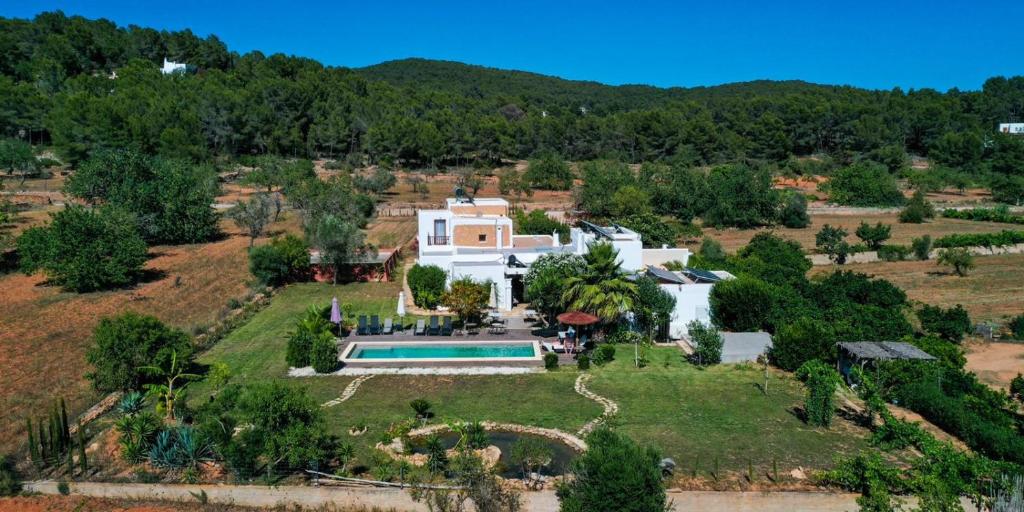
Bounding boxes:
415 319 426 335
357 315 368 335
441 317 453 336
578 335 591 350
370 315 381 335
429 316 440 335
541 341 566 353
382 317 393 335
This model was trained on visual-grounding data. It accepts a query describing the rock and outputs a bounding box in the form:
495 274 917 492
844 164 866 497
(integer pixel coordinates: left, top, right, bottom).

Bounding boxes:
659 457 676 476
790 467 807 480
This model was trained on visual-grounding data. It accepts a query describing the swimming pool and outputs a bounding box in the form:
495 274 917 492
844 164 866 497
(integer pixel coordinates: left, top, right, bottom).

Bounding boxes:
340 340 542 366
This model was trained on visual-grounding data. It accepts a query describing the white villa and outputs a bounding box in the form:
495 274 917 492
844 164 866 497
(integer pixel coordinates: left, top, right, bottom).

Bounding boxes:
416 196 734 339
161 58 189 75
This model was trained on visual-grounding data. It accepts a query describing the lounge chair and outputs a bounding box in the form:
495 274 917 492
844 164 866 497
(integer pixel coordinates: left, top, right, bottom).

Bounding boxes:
441 317 453 336
578 335 591 350
370 315 381 335
429 316 440 335
357 315 369 335
414 319 426 336
382 317 393 335
541 341 566 353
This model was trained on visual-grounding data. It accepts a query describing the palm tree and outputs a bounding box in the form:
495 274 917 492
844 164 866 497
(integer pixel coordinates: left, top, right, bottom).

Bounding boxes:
561 242 638 323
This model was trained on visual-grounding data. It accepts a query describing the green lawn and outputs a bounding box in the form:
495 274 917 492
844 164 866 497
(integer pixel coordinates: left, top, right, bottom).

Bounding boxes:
193 281 872 475
588 345 871 475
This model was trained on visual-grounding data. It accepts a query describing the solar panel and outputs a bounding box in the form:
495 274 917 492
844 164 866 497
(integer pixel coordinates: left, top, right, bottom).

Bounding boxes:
646 266 686 284
683 267 722 283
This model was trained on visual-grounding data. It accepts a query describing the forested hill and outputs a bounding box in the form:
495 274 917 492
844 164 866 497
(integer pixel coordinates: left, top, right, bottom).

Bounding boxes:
1 10 1023 197
360 58 846 111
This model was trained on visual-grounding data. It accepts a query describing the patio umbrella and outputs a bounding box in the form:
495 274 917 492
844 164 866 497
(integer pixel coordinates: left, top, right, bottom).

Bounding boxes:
397 291 406 330
487 282 498 309
556 312 598 355
330 297 342 325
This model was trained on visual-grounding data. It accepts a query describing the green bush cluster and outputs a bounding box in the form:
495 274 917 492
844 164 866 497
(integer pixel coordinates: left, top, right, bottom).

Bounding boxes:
543 352 559 371
286 305 338 372
933 229 1024 248
876 244 910 261
590 344 616 366
557 428 667 512
916 304 971 343
941 206 1024 224
407 264 447 309
248 235 311 286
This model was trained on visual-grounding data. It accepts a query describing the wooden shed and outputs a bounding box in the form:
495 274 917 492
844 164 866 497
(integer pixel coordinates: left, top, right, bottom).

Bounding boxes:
836 341 936 380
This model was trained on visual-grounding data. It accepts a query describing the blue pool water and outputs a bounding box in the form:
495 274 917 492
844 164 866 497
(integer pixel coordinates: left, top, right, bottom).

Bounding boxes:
352 343 535 359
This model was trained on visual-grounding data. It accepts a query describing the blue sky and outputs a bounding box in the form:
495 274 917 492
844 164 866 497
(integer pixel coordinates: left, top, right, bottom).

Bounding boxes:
4 0 1023 91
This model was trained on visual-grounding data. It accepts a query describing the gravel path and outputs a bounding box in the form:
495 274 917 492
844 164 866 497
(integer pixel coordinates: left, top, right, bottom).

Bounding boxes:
574 373 618 436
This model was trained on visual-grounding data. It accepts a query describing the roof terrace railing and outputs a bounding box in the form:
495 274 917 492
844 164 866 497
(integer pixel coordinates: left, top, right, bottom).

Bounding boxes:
426 235 450 246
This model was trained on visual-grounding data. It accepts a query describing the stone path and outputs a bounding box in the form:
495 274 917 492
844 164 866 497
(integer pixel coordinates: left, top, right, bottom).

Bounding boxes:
321 375 375 408
574 374 619 436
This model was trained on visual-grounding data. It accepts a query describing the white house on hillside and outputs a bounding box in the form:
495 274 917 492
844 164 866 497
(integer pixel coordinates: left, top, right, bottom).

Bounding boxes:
161 58 189 75
416 196 730 338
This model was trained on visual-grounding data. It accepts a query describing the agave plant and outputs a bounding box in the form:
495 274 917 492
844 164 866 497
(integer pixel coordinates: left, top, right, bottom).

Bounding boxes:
117 391 146 416
148 429 179 468
173 427 212 471
115 412 160 454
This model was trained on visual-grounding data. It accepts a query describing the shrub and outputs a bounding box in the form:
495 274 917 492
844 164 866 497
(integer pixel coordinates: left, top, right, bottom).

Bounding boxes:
17 206 148 292
285 328 314 368
796 360 841 428
709 275 777 331
941 206 1024 224
310 332 339 373
410 398 432 418
933 230 1024 249
899 190 935 223
855 222 891 250
514 208 569 242
911 235 932 260
917 304 971 343
576 354 590 370
86 313 192 392
1010 374 1024 403
543 352 559 370
877 244 910 261
0 455 20 497
1009 314 1024 340
590 344 616 366
937 247 975 276
687 321 723 366
248 235 310 286
779 192 810 228
557 428 667 512
524 152 573 190
769 317 836 371
824 162 904 206
815 224 850 264
407 264 446 309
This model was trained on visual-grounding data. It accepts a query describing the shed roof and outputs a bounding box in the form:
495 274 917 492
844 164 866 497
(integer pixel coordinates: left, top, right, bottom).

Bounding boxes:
837 342 936 361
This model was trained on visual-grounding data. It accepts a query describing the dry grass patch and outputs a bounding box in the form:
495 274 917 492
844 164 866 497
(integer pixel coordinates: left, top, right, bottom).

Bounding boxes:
697 213 1015 252
0 216 296 453
810 253 1024 323
965 342 1024 390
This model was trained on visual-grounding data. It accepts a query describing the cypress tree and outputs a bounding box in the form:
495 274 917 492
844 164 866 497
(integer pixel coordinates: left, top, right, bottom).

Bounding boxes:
77 427 87 474
48 411 57 461
27 418 40 466
65 440 72 471
38 418 49 464
59 398 70 447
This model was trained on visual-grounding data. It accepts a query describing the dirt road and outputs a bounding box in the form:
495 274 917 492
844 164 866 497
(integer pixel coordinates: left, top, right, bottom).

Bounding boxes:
22 480 960 511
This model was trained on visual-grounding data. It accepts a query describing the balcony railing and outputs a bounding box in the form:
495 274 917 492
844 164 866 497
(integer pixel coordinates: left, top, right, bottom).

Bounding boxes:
426 235 450 246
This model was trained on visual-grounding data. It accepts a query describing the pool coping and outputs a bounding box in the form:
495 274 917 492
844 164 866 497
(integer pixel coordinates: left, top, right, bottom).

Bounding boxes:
340 339 543 367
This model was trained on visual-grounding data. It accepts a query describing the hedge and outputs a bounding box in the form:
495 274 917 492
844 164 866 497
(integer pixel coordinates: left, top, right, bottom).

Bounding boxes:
932 230 1024 249
941 207 1024 225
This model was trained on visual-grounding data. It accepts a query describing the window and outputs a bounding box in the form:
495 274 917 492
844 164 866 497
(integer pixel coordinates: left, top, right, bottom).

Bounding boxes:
478 233 487 242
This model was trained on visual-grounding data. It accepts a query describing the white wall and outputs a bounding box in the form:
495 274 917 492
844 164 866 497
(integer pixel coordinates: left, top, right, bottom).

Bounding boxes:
662 282 714 339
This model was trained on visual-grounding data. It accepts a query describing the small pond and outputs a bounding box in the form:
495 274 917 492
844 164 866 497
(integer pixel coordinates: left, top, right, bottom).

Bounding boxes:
410 430 579 479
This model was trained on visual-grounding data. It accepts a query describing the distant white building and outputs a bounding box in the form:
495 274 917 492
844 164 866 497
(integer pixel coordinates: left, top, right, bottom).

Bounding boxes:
416 197 729 339
998 123 1024 135
161 58 188 75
